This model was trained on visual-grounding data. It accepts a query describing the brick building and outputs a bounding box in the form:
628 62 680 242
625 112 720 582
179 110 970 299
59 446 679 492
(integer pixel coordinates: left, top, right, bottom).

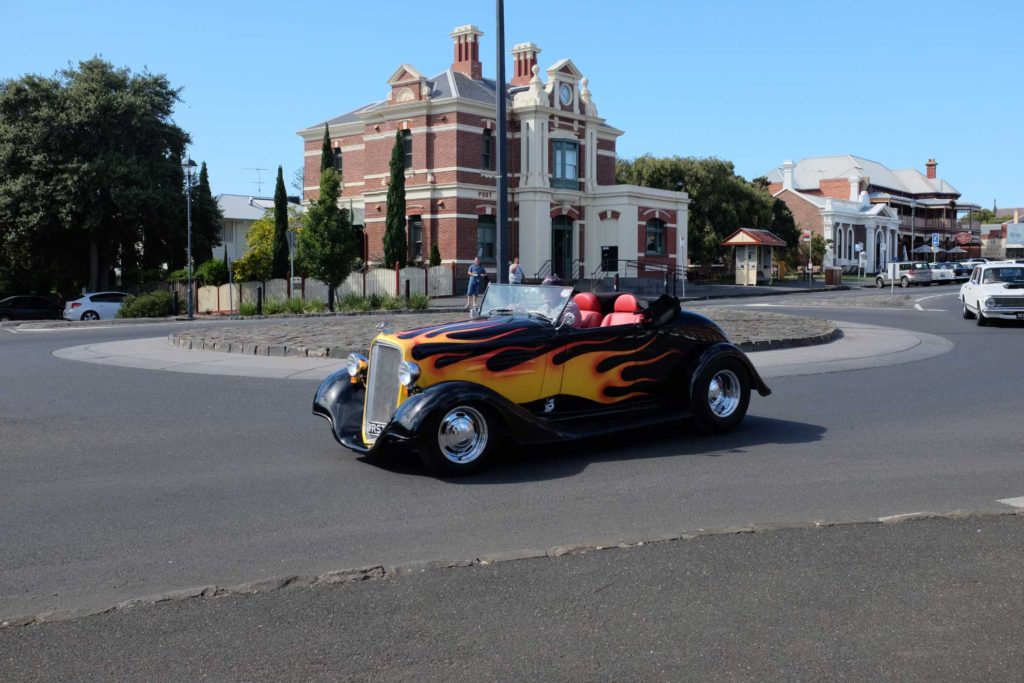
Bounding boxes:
296 24 689 282
766 155 979 272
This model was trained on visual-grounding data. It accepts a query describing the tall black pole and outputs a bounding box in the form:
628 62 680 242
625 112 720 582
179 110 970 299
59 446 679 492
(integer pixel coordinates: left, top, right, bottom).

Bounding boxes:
186 159 194 321
495 0 509 283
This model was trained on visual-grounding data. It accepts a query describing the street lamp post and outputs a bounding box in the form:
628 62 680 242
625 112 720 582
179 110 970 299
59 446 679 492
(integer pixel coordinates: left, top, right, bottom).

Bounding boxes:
182 157 197 320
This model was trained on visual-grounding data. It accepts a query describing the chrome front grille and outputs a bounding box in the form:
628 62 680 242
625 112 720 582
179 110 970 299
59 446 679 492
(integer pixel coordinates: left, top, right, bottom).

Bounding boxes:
363 341 402 442
990 297 1024 308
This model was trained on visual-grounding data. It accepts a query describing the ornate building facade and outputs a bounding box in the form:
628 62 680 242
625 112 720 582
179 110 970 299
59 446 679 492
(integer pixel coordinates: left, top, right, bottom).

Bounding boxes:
297 25 689 282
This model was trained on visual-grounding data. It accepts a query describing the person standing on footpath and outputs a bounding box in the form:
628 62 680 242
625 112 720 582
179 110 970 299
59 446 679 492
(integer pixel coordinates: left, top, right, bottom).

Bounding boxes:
509 256 524 285
465 257 487 310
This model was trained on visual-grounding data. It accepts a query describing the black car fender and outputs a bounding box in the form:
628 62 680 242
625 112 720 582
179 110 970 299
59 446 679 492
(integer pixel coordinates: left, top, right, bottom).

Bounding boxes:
690 343 771 399
312 368 369 452
388 381 570 446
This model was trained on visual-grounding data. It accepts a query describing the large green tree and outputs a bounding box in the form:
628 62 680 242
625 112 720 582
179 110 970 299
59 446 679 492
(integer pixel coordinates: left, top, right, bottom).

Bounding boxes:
383 130 408 268
617 155 798 263
188 161 223 265
0 58 190 294
299 168 357 311
271 166 290 278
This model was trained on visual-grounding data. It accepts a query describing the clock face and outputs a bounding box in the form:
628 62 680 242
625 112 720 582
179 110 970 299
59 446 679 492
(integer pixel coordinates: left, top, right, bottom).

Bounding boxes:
559 83 572 105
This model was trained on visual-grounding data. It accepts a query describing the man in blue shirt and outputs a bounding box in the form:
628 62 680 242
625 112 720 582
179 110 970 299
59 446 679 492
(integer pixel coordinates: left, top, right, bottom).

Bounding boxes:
465 257 487 310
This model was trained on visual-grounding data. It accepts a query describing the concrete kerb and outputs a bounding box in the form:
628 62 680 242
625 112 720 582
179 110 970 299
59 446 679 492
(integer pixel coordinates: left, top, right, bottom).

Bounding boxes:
3 509 1017 630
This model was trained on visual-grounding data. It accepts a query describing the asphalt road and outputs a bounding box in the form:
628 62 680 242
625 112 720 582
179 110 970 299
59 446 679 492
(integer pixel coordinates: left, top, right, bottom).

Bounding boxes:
2 285 1022 678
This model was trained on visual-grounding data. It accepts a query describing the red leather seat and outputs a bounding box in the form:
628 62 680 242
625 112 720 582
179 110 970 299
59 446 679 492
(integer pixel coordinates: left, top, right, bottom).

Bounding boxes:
573 292 602 328
600 294 644 327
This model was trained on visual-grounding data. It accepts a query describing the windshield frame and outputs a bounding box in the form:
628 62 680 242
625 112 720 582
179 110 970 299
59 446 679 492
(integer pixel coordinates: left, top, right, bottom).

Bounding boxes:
478 283 574 324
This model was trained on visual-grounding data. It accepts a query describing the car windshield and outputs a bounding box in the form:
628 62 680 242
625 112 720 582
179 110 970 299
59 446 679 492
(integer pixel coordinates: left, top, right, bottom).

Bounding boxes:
478 283 573 322
981 267 1024 284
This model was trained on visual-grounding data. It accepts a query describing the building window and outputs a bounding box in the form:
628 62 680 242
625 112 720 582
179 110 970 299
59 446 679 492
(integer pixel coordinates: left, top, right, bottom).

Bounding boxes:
402 129 413 169
552 140 578 189
408 216 423 262
333 146 342 172
645 218 666 255
482 129 492 170
477 215 496 262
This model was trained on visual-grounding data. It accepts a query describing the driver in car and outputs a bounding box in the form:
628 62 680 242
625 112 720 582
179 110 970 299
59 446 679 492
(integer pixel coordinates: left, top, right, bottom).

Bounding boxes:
534 280 580 326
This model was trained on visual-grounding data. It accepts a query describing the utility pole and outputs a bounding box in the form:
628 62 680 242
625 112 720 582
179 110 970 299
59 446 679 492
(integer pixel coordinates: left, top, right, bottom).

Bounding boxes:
495 0 509 283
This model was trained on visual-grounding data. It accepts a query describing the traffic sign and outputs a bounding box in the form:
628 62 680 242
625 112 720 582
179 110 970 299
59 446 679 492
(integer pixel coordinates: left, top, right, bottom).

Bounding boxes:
931 232 939 248
802 229 812 242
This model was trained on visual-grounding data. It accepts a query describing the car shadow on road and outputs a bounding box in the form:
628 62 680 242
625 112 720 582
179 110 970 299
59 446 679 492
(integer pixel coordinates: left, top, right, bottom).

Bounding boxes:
367 416 826 484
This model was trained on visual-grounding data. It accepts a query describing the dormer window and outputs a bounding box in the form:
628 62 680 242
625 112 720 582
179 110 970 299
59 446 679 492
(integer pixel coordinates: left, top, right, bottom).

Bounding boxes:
552 140 578 190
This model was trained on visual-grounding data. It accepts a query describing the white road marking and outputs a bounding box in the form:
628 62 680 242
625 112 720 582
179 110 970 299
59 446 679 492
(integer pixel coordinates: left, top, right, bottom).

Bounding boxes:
997 496 1024 509
915 292 957 303
913 304 946 312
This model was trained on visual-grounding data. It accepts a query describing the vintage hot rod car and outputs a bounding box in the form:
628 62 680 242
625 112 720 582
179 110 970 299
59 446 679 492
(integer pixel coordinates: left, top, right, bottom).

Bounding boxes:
313 284 771 474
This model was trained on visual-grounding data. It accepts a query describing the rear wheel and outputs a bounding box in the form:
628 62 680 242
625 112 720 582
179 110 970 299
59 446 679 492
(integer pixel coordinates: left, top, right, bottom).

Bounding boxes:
900 276 909 288
418 404 496 475
81 311 99 321
962 301 975 319
690 357 751 434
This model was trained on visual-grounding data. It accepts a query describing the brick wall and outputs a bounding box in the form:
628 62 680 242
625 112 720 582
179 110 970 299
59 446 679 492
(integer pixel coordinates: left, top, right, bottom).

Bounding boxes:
776 190 823 234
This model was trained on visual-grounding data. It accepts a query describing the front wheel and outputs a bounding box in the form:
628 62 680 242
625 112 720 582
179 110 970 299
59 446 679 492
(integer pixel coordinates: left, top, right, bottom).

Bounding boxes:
875 277 885 288
418 404 496 475
976 306 988 327
962 301 975 319
690 358 751 434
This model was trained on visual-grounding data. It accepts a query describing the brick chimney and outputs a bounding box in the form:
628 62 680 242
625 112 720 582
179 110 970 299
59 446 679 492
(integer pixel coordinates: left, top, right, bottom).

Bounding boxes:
925 158 937 179
511 42 541 86
450 25 484 80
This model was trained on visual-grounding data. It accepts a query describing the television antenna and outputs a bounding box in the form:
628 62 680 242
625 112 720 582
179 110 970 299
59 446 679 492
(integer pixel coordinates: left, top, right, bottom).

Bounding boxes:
244 167 268 194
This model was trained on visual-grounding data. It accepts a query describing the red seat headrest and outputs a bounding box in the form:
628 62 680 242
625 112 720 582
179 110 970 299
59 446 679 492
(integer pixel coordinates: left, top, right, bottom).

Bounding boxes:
613 294 640 313
573 292 600 312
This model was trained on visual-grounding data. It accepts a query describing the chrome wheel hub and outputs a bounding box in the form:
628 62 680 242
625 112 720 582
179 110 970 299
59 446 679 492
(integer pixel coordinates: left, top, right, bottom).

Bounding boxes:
707 370 741 418
437 406 488 464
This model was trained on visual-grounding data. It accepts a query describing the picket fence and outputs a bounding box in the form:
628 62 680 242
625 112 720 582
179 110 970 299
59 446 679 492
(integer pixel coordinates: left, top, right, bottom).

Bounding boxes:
189 264 455 313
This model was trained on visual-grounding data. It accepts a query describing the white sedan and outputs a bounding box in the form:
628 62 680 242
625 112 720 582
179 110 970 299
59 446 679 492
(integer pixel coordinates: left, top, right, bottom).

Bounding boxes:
959 263 1024 326
928 263 955 284
63 291 127 321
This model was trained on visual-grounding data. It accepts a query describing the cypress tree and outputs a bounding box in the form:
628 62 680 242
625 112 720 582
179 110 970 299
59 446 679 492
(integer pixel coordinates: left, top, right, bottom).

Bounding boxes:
383 130 408 268
190 162 223 264
320 124 332 173
271 166 290 279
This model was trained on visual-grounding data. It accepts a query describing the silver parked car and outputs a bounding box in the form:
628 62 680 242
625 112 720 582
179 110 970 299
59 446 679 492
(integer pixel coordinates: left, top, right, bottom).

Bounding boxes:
875 261 932 288
63 291 127 321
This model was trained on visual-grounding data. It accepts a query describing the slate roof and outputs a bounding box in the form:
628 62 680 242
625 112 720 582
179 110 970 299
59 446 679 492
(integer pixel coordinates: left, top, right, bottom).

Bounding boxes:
309 70 503 130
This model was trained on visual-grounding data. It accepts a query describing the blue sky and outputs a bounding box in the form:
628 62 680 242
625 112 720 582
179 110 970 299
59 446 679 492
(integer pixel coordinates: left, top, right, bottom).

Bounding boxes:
4 0 1021 209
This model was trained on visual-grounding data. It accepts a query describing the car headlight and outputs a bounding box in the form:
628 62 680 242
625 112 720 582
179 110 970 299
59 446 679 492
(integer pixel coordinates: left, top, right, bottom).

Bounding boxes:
347 352 368 378
984 297 994 309
398 360 421 387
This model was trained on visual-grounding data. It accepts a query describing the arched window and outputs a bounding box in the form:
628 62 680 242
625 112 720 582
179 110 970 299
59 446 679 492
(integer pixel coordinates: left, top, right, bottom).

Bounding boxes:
835 228 842 261
645 218 666 255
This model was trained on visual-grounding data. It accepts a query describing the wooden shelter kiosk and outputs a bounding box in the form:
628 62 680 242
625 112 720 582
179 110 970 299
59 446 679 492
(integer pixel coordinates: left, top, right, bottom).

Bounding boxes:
722 228 787 285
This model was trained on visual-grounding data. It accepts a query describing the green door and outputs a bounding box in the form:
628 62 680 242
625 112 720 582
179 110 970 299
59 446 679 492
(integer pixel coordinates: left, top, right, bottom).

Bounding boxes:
551 216 573 280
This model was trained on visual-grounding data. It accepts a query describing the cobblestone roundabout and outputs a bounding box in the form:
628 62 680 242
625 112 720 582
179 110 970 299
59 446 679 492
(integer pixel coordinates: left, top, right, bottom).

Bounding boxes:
168 308 838 358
